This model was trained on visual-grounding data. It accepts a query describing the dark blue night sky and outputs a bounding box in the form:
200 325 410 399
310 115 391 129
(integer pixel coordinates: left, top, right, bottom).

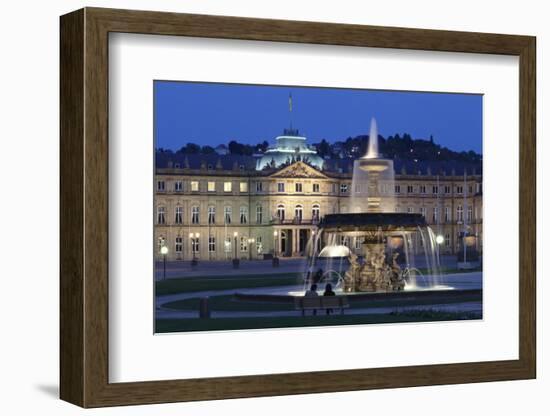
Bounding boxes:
154 81 482 154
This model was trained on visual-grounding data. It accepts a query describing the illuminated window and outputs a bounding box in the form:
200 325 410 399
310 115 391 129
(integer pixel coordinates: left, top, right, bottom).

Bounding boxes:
191 206 199 224
208 206 215 224
256 236 263 254
224 237 231 253
240 182 248 192
294 204 303 222
240 236 248 252
277 204 285 221
224 182 232 192
256 205 263 224
175 206 183 224
190 181 199 192
240 206 248 224
312 204 320 221
457 205 464 222
207 181 215 192
224 206 232 224
191 237 199 254
157 206 165 224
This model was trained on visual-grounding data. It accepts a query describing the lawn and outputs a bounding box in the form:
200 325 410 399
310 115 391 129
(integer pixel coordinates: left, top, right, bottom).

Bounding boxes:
155 267 481 296
155 272 302 295
155 309 482 333
417 266 482 275
161 291 482 312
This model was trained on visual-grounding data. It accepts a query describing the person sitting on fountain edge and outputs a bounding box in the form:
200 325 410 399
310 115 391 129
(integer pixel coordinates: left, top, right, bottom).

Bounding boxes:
323 283 336 315
305 284 319 298
304 284 319 316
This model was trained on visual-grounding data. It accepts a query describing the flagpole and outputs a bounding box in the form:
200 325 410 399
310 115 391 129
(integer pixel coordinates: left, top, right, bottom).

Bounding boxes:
288 92 292 131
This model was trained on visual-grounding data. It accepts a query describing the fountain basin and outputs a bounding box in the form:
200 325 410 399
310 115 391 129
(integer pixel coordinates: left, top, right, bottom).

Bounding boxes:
319 212 427 232
308 212 441 293
357 158 391 172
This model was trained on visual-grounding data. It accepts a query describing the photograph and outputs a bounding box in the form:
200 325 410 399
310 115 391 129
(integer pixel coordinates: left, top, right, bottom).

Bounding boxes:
153 81 483 333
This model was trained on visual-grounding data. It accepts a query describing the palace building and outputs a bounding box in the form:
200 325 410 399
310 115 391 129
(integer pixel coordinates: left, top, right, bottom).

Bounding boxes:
155 130 482 261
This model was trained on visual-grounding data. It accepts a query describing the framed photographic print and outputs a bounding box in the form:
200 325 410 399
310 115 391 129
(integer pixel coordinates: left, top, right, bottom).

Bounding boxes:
60 7 536 408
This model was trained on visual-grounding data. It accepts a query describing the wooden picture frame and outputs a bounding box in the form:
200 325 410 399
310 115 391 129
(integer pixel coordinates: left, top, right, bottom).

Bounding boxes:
60 7 536 408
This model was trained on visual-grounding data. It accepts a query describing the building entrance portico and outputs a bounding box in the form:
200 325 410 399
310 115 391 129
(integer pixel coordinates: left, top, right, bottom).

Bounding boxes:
276 227 314 257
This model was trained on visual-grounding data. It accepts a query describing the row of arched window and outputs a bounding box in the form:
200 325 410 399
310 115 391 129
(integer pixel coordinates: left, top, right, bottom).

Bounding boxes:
157 205 249 225
157 203 322 225
275 203 320 222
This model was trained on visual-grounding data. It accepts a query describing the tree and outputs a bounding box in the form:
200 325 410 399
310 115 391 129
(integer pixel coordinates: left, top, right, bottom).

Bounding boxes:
185 143 201 155
315 139 331 157
201 145 215 154
255 140 269 153
228 140 243 155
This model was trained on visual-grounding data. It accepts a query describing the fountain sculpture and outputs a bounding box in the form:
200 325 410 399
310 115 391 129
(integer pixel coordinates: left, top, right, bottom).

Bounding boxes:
305 118 441 293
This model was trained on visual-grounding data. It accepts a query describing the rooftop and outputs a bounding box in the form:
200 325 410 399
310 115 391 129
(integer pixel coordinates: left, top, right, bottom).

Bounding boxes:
155 151 482 177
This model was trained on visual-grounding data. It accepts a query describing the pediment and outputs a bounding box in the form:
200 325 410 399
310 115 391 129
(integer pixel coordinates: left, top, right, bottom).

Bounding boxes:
269 161 328 179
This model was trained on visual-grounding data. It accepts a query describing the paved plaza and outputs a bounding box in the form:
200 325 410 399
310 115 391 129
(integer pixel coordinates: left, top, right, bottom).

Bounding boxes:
156 271 482 320
155 254 463 280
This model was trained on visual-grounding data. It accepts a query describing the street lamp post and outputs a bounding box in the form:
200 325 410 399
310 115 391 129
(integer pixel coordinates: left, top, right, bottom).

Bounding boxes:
160 245 168 280
232 231 239 269
272 230 279 267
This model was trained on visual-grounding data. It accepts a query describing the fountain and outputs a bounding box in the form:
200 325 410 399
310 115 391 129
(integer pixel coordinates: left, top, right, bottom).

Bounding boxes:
350 117 396 213
305 118 441 293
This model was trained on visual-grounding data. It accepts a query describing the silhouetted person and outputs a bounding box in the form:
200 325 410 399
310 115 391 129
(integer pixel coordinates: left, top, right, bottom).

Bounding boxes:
304 284 319 315
313 268 323 284
323 283 335 296
323 283 336 315
305 284 319 297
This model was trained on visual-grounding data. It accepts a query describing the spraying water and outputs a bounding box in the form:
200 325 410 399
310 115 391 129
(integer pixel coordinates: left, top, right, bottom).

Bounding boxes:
364 117 380 159
304 117 442 293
